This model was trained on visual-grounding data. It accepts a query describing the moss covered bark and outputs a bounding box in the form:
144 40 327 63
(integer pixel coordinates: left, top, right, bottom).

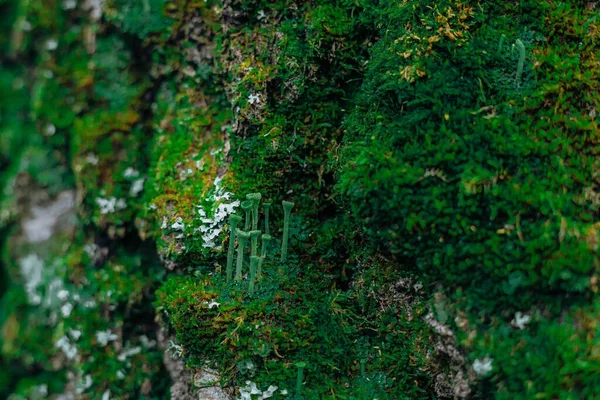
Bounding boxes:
1 0 599 399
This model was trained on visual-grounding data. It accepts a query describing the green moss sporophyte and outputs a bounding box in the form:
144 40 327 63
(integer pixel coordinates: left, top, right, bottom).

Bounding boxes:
250 230 261 257
295 361 307 398
249 255 260 296
263 202 272 235
241 200 252 230
235 229 250 281
515 39 525 87
258 234 271 279
246 193 262 231
281 200 294 261
226 214 242 281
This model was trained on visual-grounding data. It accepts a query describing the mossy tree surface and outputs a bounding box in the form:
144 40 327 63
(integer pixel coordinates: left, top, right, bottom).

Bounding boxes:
1 0 599 399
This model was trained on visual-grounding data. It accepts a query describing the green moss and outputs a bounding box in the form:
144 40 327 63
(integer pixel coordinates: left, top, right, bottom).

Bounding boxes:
3 0 599 398
156 259 434 398
107 0 174 39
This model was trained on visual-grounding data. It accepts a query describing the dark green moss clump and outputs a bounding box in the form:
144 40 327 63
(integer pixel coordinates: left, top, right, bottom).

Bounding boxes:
156 261 434 398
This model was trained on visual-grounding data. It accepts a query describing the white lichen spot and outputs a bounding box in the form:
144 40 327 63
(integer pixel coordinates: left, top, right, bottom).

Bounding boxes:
23 191 75 243
83 0 105 21
76 374 92 394
63 0 77 10
116 370 126 380
96 197 126 214
19 254 44 305
238 381 278 400
55 336 79 360
118 346 141 361
130 178 145 196
57 289 69 301
511 311 531 330
96 330 118 346
123 167 140 178
248 93 261 105
472 356 493 376
61 302 73 317
101 390 110 400
168 340 184 358
171 217 185 231
140 335 157 348
238 381 260 400
262 385 278 399
84 299 97 308
46 39 58 51
86 153 99 165
46 124 56 135
68 328 82 341
257 10 266 20
202 300 220 309
84 243 98 258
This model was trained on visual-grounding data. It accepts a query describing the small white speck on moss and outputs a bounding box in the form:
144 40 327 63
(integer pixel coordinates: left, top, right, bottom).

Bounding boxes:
56 336 79 360
63 0 77 10
57 289 69 301
118 346 142 361
76 374 92 394
19 254 44 305
248 93 261 105
86 153 99 165
511 311 531 330
172 217 185 231
96 330 118 346
472 356 493 376
68 328 82 341
123 167 139 178
96 197 126 214
61 302 73 317
130 178 145 196
46 39 58 51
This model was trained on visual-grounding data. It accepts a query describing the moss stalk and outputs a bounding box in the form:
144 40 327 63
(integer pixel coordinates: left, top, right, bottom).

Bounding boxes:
241 200 252 231
281 200 294 261
249 256 260 296
250 230 261 257
263 202 272 235
258 234 271 279
295 362 306 398
235 229 250 281
515 39 525 88
226 215 242 281
246 193 262 231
